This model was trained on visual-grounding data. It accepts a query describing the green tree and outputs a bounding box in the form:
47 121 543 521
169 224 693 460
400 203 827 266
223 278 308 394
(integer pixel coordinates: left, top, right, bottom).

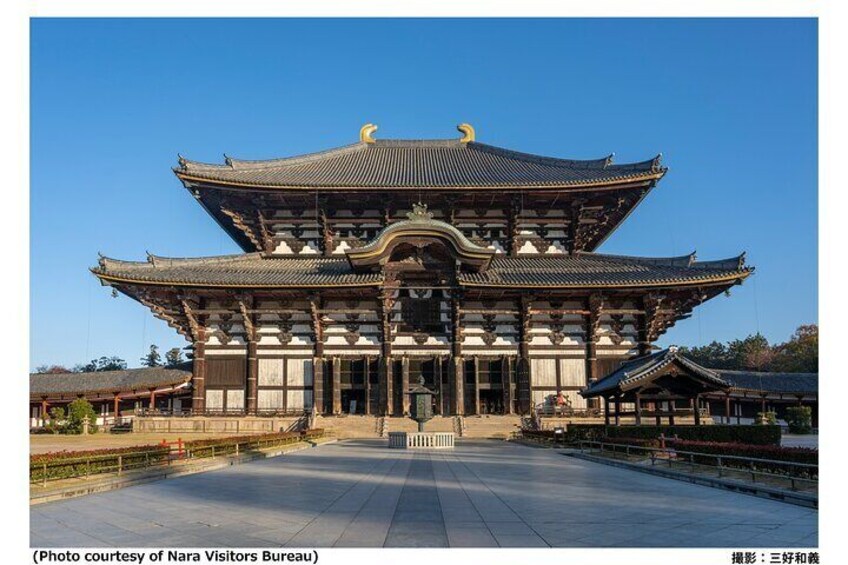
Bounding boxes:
65 398 98 434
76 356 128 372
677 341 734 369
46 406 66 434
164 347 184 367
771 324 818 373
140 344 162 367
728 333 774 371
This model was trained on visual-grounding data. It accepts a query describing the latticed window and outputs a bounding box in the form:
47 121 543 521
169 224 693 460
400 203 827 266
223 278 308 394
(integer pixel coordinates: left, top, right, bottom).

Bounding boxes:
399 297 442 331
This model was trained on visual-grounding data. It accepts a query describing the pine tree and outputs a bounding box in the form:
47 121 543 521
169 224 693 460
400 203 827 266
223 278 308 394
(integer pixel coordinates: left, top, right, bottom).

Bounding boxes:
164 347 184 367
140 344 162 367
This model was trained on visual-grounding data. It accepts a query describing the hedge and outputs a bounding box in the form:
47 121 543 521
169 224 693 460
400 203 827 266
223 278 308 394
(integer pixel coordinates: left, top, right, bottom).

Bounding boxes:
566 424 782 446
31 445 171 482
184 429 324 457
31 429 326 483
668 439 818 478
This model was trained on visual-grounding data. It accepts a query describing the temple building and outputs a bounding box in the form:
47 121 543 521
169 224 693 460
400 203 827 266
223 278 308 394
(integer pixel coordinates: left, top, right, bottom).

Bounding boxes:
89 124 753 419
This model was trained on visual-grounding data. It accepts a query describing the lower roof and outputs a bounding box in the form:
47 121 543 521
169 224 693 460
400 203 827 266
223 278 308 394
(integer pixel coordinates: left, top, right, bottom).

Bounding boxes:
92 251 751 290
30 364 193 397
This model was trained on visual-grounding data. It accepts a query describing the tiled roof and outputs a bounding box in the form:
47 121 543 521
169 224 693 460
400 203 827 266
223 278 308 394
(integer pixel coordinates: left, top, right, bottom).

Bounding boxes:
582 348 730 397
92 251 750 289
175 139 665 189
92 253 383 288
30 364 193 396
457 252 752 288
582 350 818 397
716 370 818 395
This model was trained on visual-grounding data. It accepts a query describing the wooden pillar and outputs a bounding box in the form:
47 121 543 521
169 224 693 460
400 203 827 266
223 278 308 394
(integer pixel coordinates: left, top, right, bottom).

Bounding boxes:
517 295 532 415
113 394 120 418
586 295 602 411
192 328 207 414
604 396 611 426
434 356 443 415
380 287 395 416
634 391 642 425
41 398 49 425
451 293 464 416
736 399 741 425
654 401 661 425
473 356 481 415
503 356 514 415
614 395 621 426
401 356 410 415
246 340 258 415
332 357 341 415
725 393 731 424
382 355 394 416
313 356 325 414
364 357 371 416
668 401 676 426
451 356 464 415
693 395 701 426
310 295 325 415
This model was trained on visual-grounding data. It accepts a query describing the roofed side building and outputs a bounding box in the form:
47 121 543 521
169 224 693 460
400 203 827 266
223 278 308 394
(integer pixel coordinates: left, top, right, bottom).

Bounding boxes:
30 365 192 428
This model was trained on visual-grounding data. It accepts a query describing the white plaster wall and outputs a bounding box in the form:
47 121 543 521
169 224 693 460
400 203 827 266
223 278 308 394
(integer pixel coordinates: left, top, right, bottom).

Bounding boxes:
560 359 586 387
258 359 284 386
227 390 245 409
287 359 313 387
531 359 557 387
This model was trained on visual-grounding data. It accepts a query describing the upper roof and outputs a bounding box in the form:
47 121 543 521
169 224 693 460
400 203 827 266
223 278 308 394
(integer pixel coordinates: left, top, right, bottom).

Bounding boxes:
92 250 751 290
30 364 193 397
582 348 730 397
175 138 666 190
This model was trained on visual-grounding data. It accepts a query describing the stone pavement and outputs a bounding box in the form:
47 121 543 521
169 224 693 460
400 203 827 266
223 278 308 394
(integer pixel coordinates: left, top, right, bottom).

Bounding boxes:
31 439 817 548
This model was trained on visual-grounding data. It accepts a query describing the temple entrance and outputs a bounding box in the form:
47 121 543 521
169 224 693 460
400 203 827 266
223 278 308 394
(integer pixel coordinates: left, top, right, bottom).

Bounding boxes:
479 390 505 415
338 358 375 415
463 358 507 415
341 390 366 415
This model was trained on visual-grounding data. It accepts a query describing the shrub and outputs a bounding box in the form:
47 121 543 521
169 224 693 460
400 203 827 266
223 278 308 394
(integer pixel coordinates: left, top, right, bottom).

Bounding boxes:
183 429 324 457
31 445 170 482
66 398 98 434
567 424 782 446
784 406 813 434
599 436 662 448
46 407 66 434
667 439 817 478
756 411 778 425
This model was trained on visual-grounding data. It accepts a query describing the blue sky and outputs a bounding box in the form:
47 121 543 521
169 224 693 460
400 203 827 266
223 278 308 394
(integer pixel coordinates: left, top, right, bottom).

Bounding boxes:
30 18 817 370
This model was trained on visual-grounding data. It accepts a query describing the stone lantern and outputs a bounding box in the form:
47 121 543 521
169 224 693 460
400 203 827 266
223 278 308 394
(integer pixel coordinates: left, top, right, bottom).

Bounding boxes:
407 376 435 432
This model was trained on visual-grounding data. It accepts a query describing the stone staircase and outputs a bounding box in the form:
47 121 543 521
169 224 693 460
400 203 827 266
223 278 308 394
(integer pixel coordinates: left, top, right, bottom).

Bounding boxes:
313 414 521 439
459 414 523 439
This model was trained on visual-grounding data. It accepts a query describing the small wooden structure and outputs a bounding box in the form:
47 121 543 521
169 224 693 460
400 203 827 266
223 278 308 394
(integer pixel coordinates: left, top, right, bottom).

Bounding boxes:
580 347 730 425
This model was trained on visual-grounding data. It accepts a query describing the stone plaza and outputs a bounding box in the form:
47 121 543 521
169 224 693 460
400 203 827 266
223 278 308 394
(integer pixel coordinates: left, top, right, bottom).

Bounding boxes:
30 440 817 548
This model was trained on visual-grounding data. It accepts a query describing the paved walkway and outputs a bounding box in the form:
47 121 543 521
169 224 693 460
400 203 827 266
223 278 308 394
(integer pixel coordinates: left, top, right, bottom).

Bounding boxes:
31 440 817 548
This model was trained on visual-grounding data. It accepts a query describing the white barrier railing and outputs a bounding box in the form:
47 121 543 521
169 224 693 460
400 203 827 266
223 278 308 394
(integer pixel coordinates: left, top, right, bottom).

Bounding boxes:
388 432 455 449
